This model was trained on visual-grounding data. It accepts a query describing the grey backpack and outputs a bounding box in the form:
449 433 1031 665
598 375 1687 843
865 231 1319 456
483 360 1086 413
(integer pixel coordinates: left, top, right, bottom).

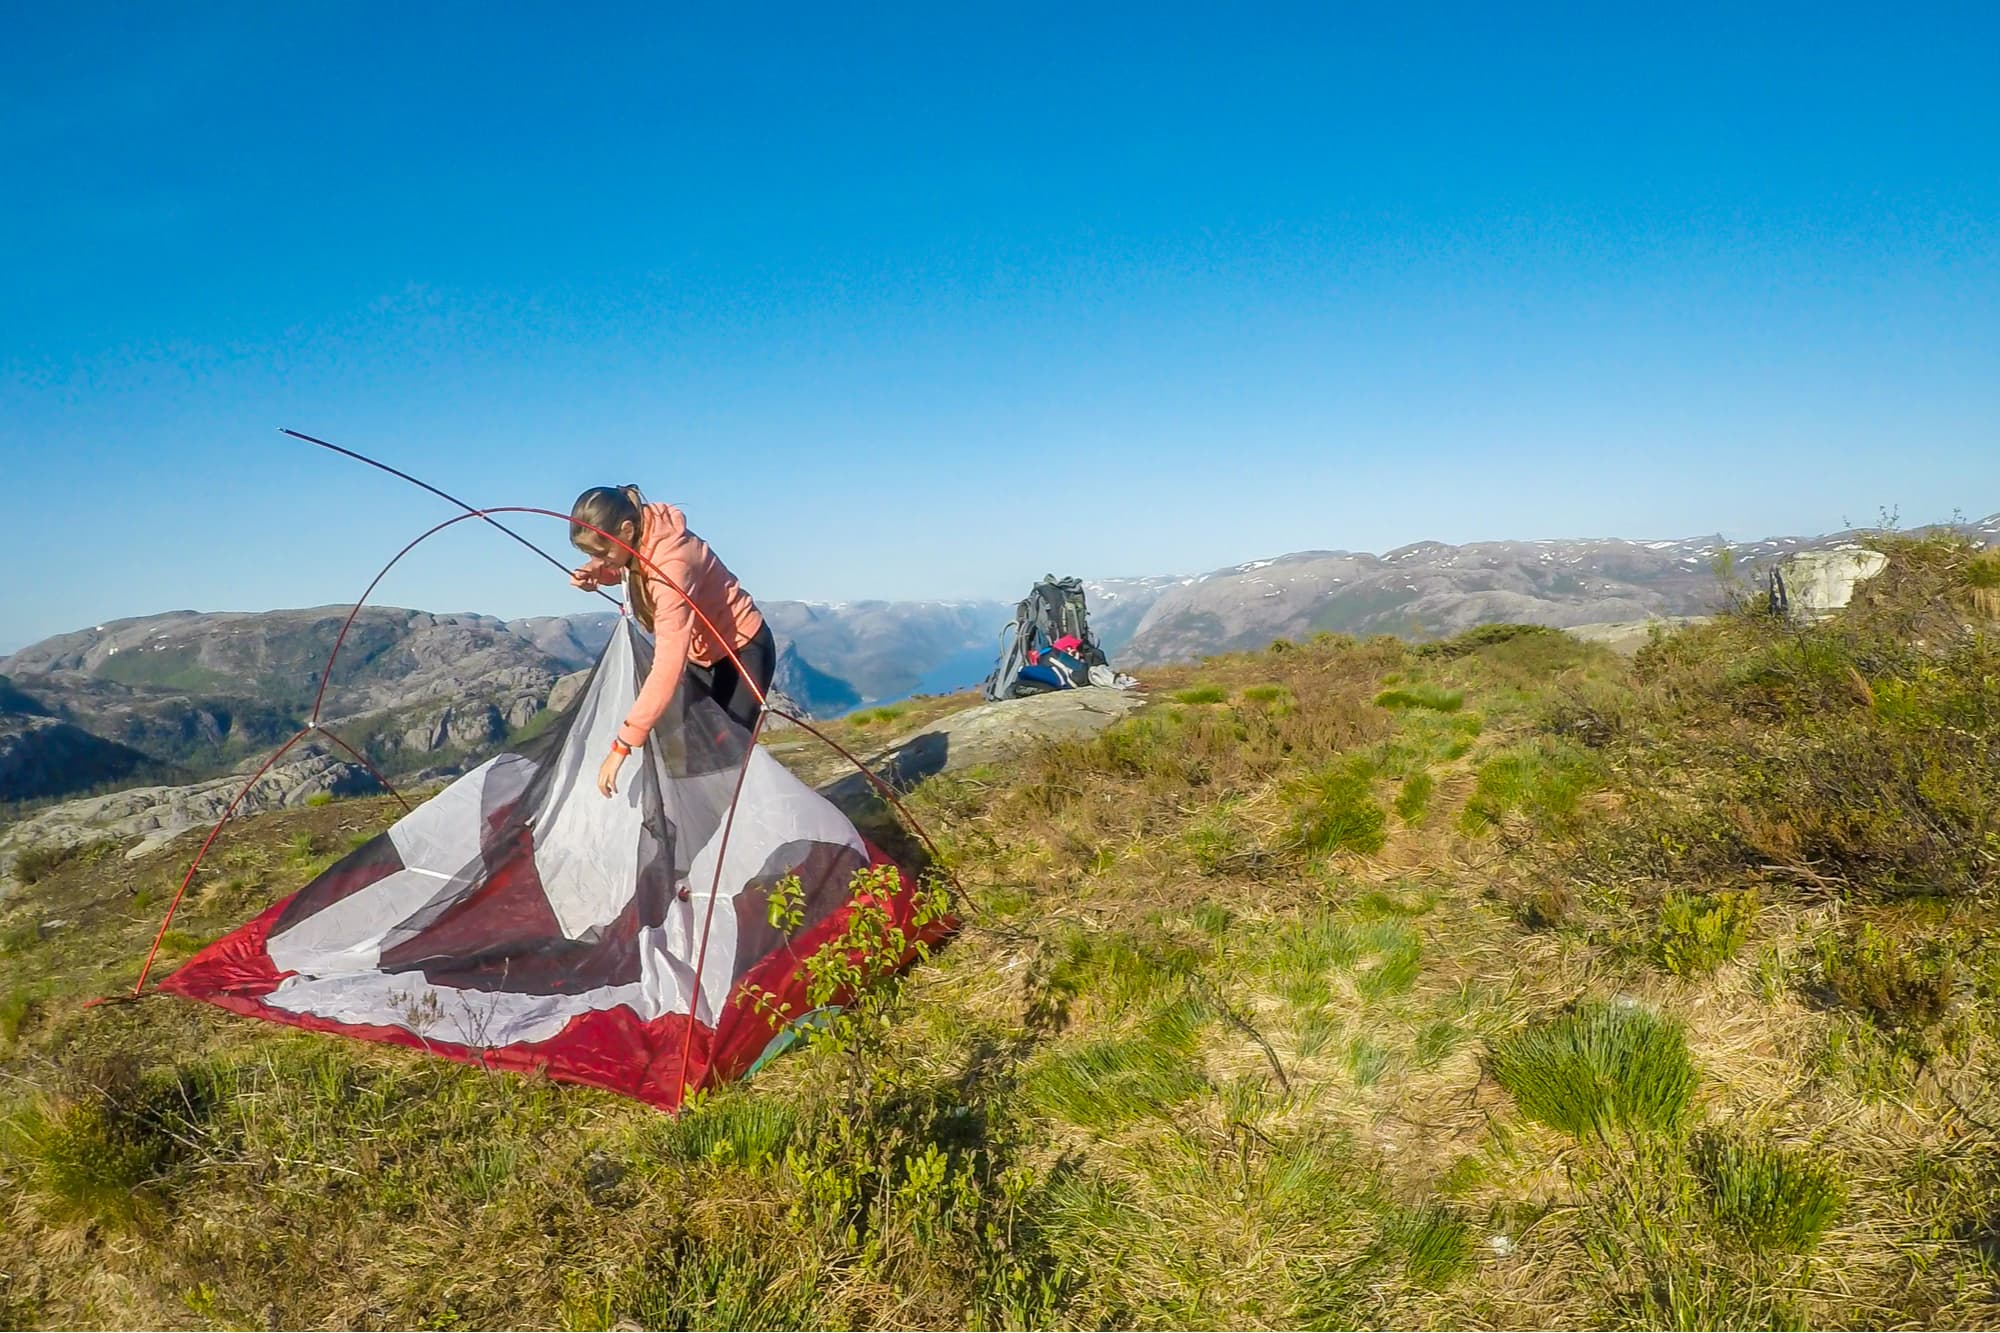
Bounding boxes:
981 575 1107 701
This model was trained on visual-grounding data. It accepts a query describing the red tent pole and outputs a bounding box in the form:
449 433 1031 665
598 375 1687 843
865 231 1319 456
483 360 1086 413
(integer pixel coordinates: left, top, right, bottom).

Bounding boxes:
127 495 961 1073
673 706 770 1105
132 727 310 994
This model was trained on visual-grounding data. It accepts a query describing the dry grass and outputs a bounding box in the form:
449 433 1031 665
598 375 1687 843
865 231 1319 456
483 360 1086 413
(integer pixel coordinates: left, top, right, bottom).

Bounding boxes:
8 550 2000 1327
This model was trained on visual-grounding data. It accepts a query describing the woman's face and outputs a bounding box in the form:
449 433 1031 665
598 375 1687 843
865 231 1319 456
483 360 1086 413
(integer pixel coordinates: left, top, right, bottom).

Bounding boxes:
577 532 633 573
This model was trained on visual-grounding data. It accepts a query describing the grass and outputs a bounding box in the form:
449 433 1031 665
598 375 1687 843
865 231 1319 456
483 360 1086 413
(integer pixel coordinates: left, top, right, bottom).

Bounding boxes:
1691 1130 1845 1254
1459 740 1600 835
1374 683 1464 712
1172 684 1228 705
7 537 2000 1328
653 1091 798 1166
1287 761 1388 856
1025 998 1211 1128
1488 1001 1696 1139
1385 1202 1474 1288
1394 770 1434 824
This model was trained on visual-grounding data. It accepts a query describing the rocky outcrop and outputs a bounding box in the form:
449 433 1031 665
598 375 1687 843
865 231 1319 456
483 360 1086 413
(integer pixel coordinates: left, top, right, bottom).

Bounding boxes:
505 612 619 671
546 670 591 719
1564 617 1714 655
791 686 1151 811
0 608 568 804
0 751 380 893
1774 547 1889 621
398 702 507 754
7 607 561 721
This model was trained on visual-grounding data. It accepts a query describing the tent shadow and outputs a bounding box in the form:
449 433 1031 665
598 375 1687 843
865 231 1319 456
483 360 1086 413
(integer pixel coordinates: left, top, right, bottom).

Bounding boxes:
814 730 952 872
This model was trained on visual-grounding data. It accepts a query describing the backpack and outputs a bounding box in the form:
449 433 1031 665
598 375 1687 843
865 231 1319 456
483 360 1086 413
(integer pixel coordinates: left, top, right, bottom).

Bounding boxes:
982 575 1109 701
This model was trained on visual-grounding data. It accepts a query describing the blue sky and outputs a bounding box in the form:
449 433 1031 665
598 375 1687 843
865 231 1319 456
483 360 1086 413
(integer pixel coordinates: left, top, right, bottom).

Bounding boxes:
3 2 1996 654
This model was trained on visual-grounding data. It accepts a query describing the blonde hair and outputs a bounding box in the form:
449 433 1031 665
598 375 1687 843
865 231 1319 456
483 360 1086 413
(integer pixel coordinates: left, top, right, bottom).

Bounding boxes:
571 485 655 630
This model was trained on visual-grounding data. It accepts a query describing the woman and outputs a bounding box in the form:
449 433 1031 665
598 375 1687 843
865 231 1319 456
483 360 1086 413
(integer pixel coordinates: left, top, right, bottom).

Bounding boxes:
568 485 775 797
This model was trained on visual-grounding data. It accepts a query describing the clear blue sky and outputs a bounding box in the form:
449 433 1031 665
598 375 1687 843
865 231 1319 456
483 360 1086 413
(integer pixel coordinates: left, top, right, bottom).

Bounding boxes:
3 2 1996 654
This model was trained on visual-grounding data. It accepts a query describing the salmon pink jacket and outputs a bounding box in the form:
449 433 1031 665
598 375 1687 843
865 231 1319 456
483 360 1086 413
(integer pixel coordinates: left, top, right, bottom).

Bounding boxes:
588 502 764 749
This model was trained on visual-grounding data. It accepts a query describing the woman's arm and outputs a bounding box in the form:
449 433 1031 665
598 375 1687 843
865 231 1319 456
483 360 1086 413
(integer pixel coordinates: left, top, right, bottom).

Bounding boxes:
597 576 696 796
618 586 695 750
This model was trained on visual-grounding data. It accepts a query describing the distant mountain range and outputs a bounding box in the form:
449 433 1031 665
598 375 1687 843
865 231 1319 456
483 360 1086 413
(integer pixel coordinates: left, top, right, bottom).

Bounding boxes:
1090 514 1996 664
1116 514 2000 662
4 513 1995 814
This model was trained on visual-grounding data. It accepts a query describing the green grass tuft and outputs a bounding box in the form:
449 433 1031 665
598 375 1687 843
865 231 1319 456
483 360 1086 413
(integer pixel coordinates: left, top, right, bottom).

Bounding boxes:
1346 1036 1390 1087
0 988 36 1045
1026 1000 1210 1127
1172 684 1228 705
848 704 909 727
1489 1001 1696 1139
1386 1201 1473 1288
1287 762 1388 856
1394 771 1433 824
1375 683 1465 712
1460 740 1600 834
656 1093 796 1167
1691 1130 1845 1253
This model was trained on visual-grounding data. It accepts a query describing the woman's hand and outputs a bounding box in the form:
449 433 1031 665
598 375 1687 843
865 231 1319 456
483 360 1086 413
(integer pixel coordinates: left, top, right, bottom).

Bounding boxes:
596 748 627 797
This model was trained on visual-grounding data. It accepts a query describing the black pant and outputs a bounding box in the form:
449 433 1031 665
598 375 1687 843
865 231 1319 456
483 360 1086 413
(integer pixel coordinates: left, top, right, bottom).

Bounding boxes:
686 622 776 731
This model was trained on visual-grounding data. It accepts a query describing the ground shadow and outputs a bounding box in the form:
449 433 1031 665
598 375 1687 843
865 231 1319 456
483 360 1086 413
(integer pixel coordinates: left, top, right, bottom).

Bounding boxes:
815 730 951 870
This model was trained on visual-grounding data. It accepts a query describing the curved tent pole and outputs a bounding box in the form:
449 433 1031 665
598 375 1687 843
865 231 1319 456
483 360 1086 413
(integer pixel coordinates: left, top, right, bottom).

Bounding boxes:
280 429 623 612
131 504 829 967
128 469 963 1108
127 509 509 993
131 728 309 994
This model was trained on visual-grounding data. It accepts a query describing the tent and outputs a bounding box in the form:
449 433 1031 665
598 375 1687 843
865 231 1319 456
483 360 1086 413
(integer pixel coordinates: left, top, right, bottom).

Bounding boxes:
159 603 948 1113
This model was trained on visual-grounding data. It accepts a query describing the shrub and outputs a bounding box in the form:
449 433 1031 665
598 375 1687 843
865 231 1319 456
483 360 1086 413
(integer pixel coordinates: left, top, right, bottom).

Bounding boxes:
1653 889 1758 977
1966 548 2000 590
4 1060 220 1227
1691 1130 1844 1253
1414 623 1570 660
1506 882 1578 932
1813 925 1954 1031
12 840 110 885
1489 1001 1696 1139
